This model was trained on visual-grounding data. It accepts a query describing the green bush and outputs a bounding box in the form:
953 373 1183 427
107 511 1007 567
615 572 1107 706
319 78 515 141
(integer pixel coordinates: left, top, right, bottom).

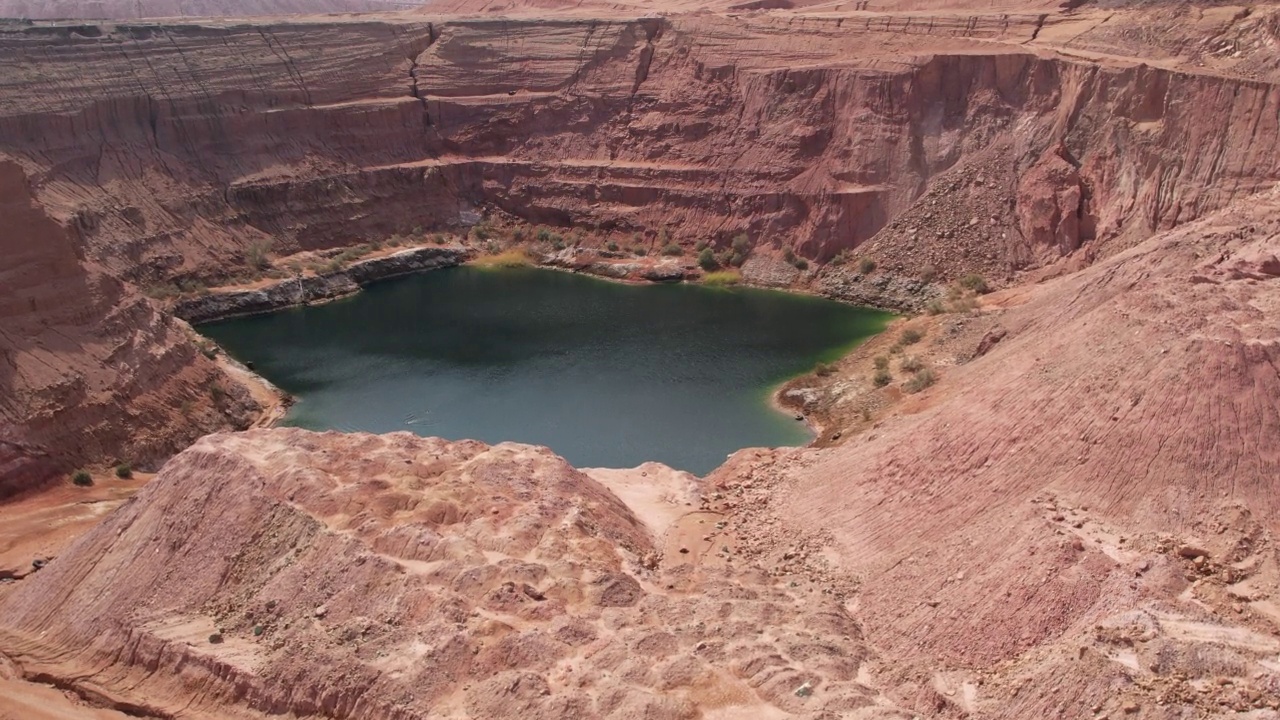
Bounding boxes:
114 463 132 479
729 250 748 267
694 240 708 252
536 228 552 243
960 274 989 294
661 243 683 256
793 257 809 270
873 355 889 371
697 248 718 271
702 270 741 286
606 241 619 252
859 258 877 274
872 368 892 388
732 234 750 254
900 328 923 345
903 367 936 394
71 470 93 487
783 248 796 264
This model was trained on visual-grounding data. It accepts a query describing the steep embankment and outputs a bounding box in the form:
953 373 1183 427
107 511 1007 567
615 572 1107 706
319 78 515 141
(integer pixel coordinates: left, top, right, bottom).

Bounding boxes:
709 190 1280 717
0 159 258 498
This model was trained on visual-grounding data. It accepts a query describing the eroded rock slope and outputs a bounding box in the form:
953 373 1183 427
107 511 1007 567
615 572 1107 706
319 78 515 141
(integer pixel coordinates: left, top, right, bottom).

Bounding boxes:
0 429 905 719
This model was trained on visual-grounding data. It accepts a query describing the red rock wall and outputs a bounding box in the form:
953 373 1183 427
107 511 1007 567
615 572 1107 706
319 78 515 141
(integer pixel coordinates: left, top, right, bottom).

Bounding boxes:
0 159 259 495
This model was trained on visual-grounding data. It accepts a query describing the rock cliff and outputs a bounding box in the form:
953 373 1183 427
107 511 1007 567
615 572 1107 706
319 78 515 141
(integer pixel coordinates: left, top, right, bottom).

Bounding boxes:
0 159 258 497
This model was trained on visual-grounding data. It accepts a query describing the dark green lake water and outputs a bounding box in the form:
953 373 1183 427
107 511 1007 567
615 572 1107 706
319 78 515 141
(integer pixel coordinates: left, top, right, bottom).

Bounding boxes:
200 267 892 475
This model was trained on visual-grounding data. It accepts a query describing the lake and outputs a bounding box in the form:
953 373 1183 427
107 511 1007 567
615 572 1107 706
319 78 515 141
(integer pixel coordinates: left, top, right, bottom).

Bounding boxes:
200 266 892 475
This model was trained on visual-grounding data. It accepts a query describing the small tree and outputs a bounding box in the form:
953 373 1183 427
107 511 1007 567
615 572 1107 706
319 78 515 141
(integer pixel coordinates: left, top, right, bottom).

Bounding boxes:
698 248 718 271
246 240 272 271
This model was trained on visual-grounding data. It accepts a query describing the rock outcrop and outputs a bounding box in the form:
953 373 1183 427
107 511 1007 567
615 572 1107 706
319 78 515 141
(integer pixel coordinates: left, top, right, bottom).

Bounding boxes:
172 246 470 323
0 429 900 719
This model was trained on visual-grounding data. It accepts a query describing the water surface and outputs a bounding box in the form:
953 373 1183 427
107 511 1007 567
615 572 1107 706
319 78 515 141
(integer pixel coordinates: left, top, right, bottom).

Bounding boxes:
201 267 892 474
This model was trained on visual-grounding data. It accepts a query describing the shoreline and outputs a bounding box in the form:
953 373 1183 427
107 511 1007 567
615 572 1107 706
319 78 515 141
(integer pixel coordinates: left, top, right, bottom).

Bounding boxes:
179 242 906 447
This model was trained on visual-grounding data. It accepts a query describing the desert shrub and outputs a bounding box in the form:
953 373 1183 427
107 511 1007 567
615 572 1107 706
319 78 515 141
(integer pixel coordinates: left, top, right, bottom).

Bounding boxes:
859 258 877 274
873 355 889 370
702 270 741 286
729 250 748 267
470 222 493 241
732 234 750 254
71 470 93 487
960 273 989 294
698 247 718 271
815 361 836 377
433 234 447 245
661 243 683 256
551 235 566 250
245 240 272 271
951 295 979 312
208 633 224 644
114 463 132 479
872 368 892 387
783 248 796 264
536 228 552 243
694 240 708 252
925 298 946 315
607 241 619 252
473 250 531 268
198 341 218 359
792 257 809 270
900 355 924 373
903 367 936 394
209 383 227 403
511 227 527 242
920 264 938 283
900 328 923 345
634 246 647 257
411 225 423 236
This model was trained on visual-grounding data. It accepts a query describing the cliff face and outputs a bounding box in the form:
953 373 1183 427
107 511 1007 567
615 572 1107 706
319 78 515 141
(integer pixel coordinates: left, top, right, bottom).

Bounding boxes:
2 12 1278 283
0 159 258 497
